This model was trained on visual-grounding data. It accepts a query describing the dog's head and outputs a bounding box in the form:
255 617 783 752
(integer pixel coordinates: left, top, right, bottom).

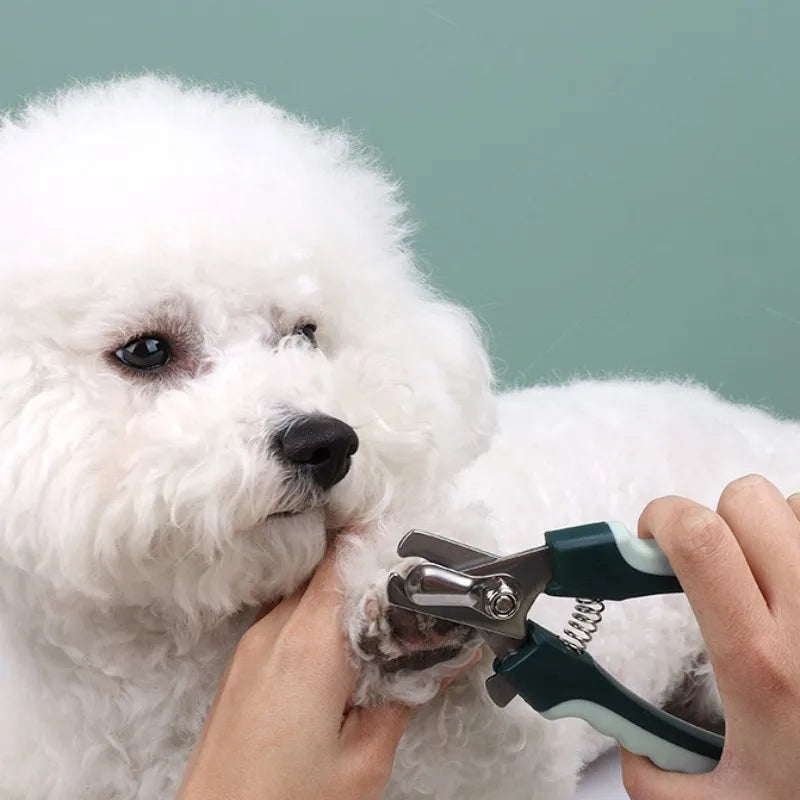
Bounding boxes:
0 77 494 619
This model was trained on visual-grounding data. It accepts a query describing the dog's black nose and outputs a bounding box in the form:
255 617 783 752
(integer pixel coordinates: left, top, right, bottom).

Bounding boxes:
277 415 359 490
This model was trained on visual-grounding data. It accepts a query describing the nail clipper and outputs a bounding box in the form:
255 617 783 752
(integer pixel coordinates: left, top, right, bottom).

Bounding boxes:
387 521 724 774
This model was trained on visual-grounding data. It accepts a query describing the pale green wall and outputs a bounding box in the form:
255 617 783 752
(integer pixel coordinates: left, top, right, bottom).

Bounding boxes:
3 1 800 414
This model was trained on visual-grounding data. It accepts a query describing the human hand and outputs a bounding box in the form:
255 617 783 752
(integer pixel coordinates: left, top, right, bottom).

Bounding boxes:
176 547 415 800
621 475 800 800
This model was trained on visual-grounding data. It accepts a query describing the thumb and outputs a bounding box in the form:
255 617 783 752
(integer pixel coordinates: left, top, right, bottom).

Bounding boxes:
619 748 712 800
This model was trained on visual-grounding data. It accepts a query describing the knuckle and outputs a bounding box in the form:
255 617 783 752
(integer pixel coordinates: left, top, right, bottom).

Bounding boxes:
366 723 405 769
234 624 270 662
638 498 661 533
269 627 311 670
352 752 394 793
227 625 277 685
787 492 800 515
718 473 773 512
669 506 727 561
640 495 698 543
743 632 796 699
369 757 395 788
640 495 683 526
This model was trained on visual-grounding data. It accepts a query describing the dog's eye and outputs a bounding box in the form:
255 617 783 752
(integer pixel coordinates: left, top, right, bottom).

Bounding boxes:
295 323 317 346
115 337 172 370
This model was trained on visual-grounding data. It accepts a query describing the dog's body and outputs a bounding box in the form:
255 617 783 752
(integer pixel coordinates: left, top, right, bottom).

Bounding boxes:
0 77 796 799
362 380 800 799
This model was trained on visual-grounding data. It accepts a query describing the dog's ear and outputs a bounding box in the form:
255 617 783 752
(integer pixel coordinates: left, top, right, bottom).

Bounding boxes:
396 291 496 480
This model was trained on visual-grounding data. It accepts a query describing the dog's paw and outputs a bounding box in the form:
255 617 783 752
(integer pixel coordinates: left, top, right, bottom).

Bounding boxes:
348 562 483 703
355 561 479 672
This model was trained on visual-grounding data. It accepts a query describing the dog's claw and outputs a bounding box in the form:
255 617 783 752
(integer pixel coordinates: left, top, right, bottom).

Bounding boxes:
355 571 478 674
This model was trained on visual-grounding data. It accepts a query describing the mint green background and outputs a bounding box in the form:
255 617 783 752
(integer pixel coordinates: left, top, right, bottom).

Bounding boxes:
3 1 800 414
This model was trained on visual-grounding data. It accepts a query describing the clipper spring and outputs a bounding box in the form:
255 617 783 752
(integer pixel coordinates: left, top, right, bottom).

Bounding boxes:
560 598 605 653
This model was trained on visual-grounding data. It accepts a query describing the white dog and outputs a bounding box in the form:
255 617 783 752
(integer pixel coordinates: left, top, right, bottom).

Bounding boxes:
1 76 798 800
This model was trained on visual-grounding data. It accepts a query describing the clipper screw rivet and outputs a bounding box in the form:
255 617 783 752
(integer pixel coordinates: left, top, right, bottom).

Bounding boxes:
484 580 519 620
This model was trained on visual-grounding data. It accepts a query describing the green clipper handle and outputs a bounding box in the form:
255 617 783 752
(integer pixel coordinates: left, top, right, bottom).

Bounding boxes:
494 623 723 774
544 521 682 600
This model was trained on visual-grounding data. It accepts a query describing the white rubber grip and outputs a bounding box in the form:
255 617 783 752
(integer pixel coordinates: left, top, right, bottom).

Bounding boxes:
542 700 718 774
608 521 675 577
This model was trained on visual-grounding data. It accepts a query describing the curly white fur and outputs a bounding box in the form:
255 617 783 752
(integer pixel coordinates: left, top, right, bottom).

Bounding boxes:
0 76 797 799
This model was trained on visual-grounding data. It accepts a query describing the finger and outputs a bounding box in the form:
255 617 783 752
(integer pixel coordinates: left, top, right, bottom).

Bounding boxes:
638 496 768 668
226 594 304 690
787 492 800 523
254 583 307 621
620 748 710 800
716 475 800 612
290 545 342 624
276 547 357 709
247 592 303 642
338 703 415 795
341 702 416 756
